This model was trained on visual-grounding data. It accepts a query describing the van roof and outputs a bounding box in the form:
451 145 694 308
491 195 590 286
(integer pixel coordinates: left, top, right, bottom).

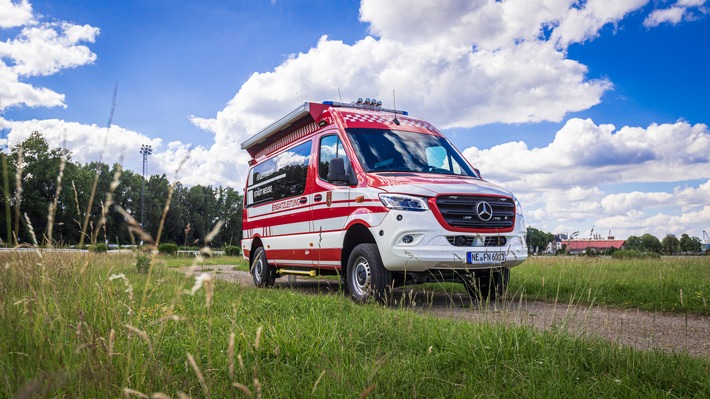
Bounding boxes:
240 101 413 158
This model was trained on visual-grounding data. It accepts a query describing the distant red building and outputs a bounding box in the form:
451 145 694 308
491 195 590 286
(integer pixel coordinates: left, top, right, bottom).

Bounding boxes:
562 239 626 254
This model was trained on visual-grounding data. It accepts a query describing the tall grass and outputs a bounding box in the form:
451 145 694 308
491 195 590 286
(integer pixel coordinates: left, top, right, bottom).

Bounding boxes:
511 256 710 315
1 251 708 398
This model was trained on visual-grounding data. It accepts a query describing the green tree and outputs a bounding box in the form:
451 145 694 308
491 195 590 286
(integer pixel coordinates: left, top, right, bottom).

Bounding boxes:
526 227 554 254
5 132 72 245
641 233 662 253
624 235 642 251
661 234 680 255
680 234 702 254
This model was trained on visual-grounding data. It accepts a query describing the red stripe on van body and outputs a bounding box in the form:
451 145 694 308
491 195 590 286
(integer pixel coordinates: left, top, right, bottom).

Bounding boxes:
267 247 342 264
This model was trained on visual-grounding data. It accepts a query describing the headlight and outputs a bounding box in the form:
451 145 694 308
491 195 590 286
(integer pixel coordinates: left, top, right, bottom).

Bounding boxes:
514 197 524 215
379 194 429 212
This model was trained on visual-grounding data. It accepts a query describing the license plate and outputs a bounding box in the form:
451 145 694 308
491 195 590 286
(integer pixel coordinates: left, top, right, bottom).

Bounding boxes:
466 251 506 265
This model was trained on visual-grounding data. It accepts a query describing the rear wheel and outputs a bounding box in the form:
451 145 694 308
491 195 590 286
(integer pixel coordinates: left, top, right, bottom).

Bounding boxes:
346 243 392 304
251 247 275 287
463 268 510 301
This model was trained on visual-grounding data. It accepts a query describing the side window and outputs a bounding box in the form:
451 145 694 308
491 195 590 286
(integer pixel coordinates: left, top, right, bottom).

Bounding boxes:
247 140 312 206
319 134 350 180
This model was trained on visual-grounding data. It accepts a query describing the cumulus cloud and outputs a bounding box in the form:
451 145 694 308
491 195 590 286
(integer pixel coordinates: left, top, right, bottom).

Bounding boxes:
0 0 33 29
644 0 707 27
463 119 710 237
0 1 98 110
0 117 162 172
190 0 671 192
463 118 710 192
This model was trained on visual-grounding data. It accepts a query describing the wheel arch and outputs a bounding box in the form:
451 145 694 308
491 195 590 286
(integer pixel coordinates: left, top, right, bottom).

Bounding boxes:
341 223 376 273
249 236 264 268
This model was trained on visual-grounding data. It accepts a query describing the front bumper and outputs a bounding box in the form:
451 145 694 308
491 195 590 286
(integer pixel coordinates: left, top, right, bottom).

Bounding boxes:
371 208 528 272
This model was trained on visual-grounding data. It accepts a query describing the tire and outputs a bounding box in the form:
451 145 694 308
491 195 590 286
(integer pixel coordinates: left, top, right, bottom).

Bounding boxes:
463 268 510 301
251 247 276 287
346 243 392 304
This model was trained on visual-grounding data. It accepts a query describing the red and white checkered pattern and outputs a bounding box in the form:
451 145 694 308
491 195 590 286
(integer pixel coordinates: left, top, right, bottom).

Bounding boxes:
341 112 438 133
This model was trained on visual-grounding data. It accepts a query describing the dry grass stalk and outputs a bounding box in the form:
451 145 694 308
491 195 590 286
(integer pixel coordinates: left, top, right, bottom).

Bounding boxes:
13 147 23 246
79 172 100 247
254 326 263 351
125 324 153 351
92 164 122 244
176 392 192 399
228 332 235 379
153 183 174 248
238 354 246 373
232 382 252 397
122 388 148 398
311 370 326 394
114 206 154 244
359 383 377 399
253 378 262 399
108 328 115 359
186 352 211 399
151 393 171 399
46 157 66 247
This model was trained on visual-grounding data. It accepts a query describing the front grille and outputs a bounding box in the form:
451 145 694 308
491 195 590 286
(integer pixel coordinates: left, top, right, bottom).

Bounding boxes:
447 236 508 247
435 195 515 230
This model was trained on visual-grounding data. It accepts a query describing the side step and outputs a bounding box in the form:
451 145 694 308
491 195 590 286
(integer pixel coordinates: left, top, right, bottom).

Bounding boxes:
277 269 317 277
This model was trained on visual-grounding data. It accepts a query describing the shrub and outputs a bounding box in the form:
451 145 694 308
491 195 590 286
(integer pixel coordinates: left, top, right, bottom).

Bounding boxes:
136 252 151 273
611 249 661 259
89 243 108 253
158 243 178 256
225 245 241 256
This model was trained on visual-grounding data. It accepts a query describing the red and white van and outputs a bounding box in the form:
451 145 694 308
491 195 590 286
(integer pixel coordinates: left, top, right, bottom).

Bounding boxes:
241 100 527 302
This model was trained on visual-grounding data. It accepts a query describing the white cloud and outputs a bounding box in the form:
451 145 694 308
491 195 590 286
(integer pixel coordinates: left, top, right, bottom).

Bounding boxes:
644 0 708 27
550 0 649 47
0 2 98 110
463 118 710 193
0 0 33 29
1 117 162 173
0 22 99 77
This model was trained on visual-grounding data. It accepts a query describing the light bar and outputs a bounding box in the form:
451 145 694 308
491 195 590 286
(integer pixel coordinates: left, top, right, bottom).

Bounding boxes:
323 100 408 116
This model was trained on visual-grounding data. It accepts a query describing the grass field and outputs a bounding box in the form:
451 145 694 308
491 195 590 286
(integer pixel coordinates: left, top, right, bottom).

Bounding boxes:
510 256 710 315
1 251 708 398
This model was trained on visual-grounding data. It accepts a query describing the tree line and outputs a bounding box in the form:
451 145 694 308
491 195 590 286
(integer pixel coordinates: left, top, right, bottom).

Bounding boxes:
526 227 705 255
0 132 242 248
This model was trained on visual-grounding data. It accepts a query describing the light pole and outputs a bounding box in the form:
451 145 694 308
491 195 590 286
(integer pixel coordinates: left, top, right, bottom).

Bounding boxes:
140 144 152 228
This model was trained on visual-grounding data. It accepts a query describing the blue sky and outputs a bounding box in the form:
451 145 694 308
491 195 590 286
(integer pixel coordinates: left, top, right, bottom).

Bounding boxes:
1 0 709 241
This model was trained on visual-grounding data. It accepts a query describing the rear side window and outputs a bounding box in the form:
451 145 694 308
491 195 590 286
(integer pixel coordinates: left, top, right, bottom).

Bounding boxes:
247 141 312 206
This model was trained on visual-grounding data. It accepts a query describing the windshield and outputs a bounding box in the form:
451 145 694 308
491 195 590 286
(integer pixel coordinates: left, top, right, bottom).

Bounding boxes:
346 128 477 176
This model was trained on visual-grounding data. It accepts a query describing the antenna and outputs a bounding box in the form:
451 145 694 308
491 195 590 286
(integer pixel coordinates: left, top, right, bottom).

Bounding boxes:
337 88 342 102
392 89 400 125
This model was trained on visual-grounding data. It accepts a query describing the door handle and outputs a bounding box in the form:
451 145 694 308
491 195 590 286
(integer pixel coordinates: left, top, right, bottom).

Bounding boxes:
314 194 323 202
299 196 308 204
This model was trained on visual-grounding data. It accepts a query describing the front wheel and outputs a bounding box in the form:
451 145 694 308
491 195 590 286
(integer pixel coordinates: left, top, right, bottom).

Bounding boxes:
251 247 275 287
346 243 392 304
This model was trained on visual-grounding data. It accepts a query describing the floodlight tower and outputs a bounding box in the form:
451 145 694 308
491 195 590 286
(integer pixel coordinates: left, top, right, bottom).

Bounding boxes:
140 144 153 228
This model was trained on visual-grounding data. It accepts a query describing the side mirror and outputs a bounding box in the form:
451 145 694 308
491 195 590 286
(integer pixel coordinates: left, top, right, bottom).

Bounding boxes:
327 158 357 185
473 168 482 179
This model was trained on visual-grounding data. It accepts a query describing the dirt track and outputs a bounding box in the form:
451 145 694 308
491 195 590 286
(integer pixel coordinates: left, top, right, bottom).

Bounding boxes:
185 265 710 358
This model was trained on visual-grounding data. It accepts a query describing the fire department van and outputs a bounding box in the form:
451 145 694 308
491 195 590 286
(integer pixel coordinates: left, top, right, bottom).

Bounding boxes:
241 99 527 302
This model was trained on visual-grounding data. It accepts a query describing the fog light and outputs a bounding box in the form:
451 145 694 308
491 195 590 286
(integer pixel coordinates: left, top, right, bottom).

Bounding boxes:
402 235 414 244
456 236 468 246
